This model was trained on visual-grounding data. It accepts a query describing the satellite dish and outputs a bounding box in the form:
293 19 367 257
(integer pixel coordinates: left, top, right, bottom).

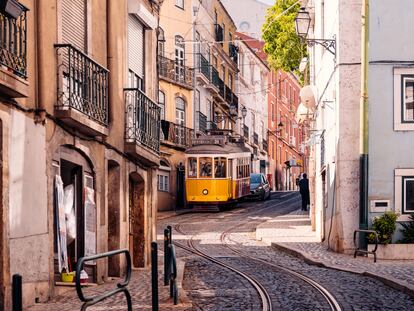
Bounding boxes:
299 57 308 72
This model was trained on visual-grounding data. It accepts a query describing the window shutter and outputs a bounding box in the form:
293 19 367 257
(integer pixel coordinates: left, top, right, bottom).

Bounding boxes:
128 15 145 78
62 0 86 51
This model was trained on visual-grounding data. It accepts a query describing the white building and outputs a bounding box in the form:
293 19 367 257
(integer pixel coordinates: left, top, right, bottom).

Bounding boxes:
306 0 414 252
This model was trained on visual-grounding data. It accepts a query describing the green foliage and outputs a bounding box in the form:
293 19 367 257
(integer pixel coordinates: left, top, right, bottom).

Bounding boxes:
399 214 414 243
262 0 307 79
369 211 399 245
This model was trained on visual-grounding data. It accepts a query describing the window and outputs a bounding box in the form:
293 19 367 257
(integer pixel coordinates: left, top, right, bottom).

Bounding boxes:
157 27 165 56
158 90 165 120
214 157 227 178
158 174 169 192
394 68 414 130
212 56 218 68
61 0 87 52
199 157 212 178
395 169 414 220
278 146 282 164
128 16 145 91
271 140 275 160
188 157 197 178
176 0 184 9
271 102 275 122
221 64 226 81
175 35 185 82
228 73 233 90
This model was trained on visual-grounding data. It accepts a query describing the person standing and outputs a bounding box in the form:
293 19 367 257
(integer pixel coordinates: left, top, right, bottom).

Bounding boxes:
298 173 310 211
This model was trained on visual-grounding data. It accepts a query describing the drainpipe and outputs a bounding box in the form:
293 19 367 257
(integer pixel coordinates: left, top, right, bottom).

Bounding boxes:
359 0 369 238
35 0 46 124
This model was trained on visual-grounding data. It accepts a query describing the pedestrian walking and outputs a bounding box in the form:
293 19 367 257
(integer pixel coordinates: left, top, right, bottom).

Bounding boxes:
298 173 310 211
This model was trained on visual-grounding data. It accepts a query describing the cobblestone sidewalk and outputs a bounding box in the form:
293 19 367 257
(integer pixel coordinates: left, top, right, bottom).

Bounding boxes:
28 254 193 311
257 209 414 296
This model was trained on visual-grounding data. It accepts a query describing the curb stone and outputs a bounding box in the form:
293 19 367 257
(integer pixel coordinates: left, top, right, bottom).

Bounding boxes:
271 242 414 299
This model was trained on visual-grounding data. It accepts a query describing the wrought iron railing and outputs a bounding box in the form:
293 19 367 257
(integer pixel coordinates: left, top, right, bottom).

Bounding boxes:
197 111 207 133
199 54 210 82
211 67 219 89
243 124 249 139
162 121 193 147
158 55 193 88
225 85 232 105
232 93 239 110
253 132 259 145
229 43 238 64
207 121 218 131
215 24 224 43
0 8 27 78
55 44 109 125
125 88 160 154
218 77 225 99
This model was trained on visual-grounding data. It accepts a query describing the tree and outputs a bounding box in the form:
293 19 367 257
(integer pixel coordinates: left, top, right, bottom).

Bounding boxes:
262 0 307 78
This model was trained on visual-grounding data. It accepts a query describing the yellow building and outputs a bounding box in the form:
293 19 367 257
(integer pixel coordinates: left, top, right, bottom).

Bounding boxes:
157 0 195 211
0 0 160 308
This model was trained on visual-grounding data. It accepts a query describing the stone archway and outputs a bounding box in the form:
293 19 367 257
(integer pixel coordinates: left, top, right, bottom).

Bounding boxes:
108 160 121 276
129 172 145 268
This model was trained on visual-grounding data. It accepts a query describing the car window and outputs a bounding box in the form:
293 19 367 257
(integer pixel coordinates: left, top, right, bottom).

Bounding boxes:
251 174 261 183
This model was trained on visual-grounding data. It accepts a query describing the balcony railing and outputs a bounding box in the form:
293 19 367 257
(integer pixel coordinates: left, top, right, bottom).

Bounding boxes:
158 55 193 88
207 121 218 131
225 85 232 104
215 24 224 43
55 44 109 126
199 54 211 82
125 88 160 154
253 132 259 145
262 139 268 152
218 77 225 99
233 93 239 110
162 121 193 147
0 8 27 78
243 124 249 139
211 67 219 89
197 111 207 133
229 43 238 64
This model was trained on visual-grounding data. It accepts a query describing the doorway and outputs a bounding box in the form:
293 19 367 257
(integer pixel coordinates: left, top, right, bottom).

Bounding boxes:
108 161 121 276
129 173 145 268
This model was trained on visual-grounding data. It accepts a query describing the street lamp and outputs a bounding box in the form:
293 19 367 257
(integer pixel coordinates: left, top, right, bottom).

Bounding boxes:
295 7 336 56
215 105 247 122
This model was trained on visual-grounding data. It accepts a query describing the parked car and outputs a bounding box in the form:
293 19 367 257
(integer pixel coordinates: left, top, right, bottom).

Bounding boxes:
249 173 271 200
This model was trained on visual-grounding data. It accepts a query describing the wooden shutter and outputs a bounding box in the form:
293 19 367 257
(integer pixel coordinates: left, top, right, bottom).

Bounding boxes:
62 0 86 51
128 15 145 78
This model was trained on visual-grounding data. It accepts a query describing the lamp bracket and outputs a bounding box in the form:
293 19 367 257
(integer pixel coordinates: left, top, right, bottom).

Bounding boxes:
305 38 336 56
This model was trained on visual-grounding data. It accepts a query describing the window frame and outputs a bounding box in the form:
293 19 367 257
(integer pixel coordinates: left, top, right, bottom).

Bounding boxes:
394 68 414 130
175 0 184 9
395 169 414 221
157 173 169 192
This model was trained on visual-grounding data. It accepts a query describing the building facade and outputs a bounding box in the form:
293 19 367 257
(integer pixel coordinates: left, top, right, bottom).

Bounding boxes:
0 0 161 308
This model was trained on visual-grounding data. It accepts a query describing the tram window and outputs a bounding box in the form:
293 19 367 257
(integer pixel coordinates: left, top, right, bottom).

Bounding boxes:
199 157 212 178
188 157 197 178
214 157 227 178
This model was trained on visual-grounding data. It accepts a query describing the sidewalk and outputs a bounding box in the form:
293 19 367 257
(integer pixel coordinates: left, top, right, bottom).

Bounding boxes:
28 253 193 311
256 209 414 297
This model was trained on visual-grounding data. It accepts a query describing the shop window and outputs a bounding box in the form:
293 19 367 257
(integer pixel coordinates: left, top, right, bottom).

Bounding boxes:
199 157 212 178
188 157 197 178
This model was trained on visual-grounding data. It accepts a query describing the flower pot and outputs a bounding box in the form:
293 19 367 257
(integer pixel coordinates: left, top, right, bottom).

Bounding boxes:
368 243 414 260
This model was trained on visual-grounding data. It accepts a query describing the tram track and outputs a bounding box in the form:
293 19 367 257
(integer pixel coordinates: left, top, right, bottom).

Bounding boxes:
168 192 341 311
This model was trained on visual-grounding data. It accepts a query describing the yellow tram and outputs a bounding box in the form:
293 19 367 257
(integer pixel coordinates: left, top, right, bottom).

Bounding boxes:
185 135 251 209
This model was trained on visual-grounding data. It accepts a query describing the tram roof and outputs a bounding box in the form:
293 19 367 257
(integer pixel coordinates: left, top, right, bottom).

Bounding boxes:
185 142 250 155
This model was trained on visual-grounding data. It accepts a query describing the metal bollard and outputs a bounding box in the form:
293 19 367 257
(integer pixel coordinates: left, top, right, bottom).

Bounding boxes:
167 225 172 244
164 228 169 286
12 274 22 311
151 242 159 311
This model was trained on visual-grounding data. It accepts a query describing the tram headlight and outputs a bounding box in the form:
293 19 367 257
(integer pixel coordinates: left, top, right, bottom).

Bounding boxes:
202 189 208 195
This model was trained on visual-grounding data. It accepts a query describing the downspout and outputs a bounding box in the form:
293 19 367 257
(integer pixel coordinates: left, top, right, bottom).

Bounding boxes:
35 0 46 124
359 0 369 237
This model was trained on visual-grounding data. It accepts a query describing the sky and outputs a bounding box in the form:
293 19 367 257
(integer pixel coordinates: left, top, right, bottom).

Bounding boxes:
257 0 275 5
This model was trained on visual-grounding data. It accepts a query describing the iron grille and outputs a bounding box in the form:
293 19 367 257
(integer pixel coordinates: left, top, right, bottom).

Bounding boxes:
162 121 193 147
218 77 225 99
55 44 109 126
207 121 218 131
229 43 238 64
211 67 219 89
214 24 224 43
243 124 249 139
199 54 210 81
125 88 160 154
158 55 193 88
225 85 232 105
0 8 27 78
197 111 207 133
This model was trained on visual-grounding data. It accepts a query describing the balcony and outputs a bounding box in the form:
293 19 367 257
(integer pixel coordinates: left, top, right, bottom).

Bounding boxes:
161 121 193 148
225 85 232 105
158 55 193 89
125 88 160 165
197 54 211 84
215 24 224 43
197 111 207 133
262 139 268 153
253 132 259 145
55 44 109 136
243 124 249 140
0 7 29 98
217 77 225 100
229 43 238 64
207 121 218 131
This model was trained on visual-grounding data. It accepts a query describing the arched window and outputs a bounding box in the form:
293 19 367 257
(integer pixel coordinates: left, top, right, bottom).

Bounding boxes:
158 90 165 120
175 35 185 82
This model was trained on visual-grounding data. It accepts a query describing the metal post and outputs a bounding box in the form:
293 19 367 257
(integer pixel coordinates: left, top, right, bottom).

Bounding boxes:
12 274 22 311
164 228 169 286
167 225 172 244
151 242 159 311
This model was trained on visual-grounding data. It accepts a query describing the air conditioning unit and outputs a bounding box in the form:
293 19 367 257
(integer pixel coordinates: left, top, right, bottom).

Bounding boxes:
289 136 296 147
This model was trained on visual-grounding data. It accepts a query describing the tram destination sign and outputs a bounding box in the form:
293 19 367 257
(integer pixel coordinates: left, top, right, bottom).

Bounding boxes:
192 136 227 146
